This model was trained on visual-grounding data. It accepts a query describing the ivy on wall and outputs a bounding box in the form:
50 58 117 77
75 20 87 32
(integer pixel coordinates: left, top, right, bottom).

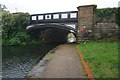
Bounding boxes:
115 7 120 26
95 7 119 26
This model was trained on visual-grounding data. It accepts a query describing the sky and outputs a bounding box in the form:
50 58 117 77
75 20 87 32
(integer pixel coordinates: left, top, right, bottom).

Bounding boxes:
0 0 120 14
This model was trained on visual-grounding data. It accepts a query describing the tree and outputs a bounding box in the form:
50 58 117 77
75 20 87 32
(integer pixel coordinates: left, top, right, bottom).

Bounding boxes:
1 7 31 46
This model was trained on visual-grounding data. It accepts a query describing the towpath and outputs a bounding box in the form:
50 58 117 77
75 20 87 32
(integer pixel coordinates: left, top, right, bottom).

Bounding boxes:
40 44 84 78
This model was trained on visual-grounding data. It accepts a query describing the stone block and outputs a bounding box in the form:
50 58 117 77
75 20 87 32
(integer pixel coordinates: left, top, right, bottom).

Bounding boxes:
76 5 97 43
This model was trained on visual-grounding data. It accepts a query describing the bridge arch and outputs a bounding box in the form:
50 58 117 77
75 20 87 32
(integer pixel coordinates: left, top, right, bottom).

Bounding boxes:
26 23 77 43
26 23 77 35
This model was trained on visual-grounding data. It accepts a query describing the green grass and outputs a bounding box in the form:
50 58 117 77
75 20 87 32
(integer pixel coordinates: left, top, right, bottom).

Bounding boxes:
77 41 118 78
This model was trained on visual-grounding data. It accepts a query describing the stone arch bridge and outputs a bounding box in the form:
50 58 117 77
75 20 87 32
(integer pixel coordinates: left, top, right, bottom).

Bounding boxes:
26 5 97 43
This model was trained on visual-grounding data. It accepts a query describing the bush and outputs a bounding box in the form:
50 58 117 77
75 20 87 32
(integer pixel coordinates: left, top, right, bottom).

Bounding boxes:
2 11 42 46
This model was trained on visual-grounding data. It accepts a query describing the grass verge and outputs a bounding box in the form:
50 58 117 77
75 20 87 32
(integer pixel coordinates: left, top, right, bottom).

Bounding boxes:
77 41 118 78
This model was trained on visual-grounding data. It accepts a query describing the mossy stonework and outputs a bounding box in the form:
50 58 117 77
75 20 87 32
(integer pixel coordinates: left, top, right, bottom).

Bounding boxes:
76 5 119 43
93 8 119 40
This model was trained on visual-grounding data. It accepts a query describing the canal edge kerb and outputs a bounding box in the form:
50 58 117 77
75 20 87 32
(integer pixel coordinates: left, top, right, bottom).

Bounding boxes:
76 45 94 80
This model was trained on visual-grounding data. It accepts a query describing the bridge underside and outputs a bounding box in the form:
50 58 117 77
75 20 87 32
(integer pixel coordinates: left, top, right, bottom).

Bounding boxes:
27 24 76 43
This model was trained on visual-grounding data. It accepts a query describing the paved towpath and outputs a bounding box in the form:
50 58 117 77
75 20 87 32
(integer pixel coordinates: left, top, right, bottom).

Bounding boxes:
40 44 84 78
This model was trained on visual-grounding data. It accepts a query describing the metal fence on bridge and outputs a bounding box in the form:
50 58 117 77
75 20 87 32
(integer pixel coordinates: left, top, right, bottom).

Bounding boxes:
30 11 78 24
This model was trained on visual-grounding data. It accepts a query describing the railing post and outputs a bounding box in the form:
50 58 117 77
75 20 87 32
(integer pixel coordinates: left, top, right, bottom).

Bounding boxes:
36 15 38 20
43 14 46 20
59 13 61 19
68 13 70 19
51 14 53 19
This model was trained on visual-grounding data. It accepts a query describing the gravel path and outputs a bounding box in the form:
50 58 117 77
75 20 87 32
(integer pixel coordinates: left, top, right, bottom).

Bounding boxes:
40 44 84 78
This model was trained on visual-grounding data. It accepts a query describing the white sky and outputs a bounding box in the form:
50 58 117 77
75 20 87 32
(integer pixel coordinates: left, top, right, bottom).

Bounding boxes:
0 0 119 14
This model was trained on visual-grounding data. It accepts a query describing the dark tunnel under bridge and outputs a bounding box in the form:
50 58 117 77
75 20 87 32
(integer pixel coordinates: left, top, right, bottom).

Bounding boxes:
26 23 77 43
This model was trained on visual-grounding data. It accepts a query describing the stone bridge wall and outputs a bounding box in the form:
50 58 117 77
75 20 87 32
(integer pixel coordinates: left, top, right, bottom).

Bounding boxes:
93 14 119 40
76 5 119 43
93 22 119 40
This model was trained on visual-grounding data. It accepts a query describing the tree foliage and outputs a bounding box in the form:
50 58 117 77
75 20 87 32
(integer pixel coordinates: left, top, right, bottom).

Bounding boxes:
2 12 30 39
1 10 41 46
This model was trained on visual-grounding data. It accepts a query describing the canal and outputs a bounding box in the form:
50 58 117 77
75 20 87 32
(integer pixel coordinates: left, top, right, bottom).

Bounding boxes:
2 43 60 78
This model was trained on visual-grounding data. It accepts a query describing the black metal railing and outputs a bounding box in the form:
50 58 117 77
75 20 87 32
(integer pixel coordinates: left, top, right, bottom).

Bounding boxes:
30 11 78 24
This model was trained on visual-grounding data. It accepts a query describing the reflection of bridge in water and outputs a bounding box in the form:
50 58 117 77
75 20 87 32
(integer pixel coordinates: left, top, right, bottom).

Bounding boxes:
26 5 96 43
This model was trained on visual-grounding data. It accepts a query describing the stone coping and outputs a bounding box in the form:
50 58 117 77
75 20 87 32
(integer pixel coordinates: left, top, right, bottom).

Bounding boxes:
77 4 97 9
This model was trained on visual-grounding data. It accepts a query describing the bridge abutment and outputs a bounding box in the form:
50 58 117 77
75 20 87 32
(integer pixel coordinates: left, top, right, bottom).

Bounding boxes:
76 5 97 43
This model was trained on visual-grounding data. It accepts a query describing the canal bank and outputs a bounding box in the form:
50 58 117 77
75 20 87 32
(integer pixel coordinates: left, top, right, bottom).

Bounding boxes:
27 44 84 78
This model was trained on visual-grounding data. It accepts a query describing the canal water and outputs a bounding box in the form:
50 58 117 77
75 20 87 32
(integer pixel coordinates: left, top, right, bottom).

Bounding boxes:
2 43 60 78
